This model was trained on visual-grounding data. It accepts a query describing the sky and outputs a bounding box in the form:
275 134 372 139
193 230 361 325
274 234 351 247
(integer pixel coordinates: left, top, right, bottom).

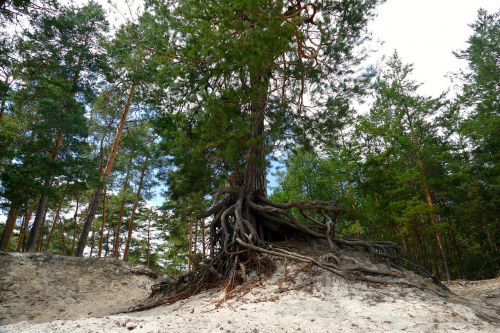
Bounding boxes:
368 0 499 96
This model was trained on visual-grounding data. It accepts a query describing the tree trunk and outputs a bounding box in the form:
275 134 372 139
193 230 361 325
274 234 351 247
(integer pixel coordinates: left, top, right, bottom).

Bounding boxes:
59 220 67 255
35 206 49 252
243 72 270 198
98 187 107 258
16 205 34 252
188 219 193 271
448 226 465 279
0 76 11 126
201 218 206 258
415 155 451 281
408 127 451 281
75 81 136 257
146 218 151 268
27 194 49 252
27 127 65 253
104 225 110 257
44 192 66 251
234 71 270 246
112 158 133 258
470 177 498 262
89 229 96 257
0 206 19 251
70 197 80 256
123 157 149 261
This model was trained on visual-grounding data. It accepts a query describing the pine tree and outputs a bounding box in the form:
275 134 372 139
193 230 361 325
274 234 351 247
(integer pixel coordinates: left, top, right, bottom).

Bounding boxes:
145 0 404 284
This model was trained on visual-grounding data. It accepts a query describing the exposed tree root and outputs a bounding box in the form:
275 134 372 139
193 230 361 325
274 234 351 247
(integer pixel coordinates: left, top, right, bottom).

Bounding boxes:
124 191 450 313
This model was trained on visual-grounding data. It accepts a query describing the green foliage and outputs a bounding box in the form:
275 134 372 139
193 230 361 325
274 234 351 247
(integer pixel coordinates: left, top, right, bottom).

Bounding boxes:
273 40 499 280
145 0 383 221
1 2 107 211
0 2 497 280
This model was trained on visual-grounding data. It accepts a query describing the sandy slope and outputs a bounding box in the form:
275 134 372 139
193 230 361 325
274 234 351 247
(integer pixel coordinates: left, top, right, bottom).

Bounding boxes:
0 252 160 325
0 252 498 333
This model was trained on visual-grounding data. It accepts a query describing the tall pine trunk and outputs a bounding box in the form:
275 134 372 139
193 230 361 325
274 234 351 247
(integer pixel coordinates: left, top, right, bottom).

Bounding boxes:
44 191 66 251
187 219 193 271
35 206 49 252
112 158 133 258
146 218 151 268
201 218 206 258
0 206 19 251
414 148 451 281
27 194 49 252
123 157 149 261
70 196 80 256
75 81 136 257
98 186 107 257
16 206 34 252
27 131 63 252
242 72 270 198
237 71 270 243
59 220 67 255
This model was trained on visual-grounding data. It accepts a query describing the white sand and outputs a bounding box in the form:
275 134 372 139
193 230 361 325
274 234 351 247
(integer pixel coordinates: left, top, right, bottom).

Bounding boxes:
1 254 498 333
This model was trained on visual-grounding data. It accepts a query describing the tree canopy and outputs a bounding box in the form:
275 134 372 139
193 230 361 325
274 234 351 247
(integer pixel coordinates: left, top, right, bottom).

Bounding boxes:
0 1 498 282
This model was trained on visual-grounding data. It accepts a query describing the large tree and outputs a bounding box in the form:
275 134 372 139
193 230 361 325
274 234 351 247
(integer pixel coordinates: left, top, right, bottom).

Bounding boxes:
145 0 408 287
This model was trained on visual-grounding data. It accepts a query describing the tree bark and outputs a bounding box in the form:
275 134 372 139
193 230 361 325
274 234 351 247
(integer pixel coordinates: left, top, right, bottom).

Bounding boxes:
146 217 151 268
0 206 19 251
27 194 49 252
188 219 193 271
243 71 270 198
98 186 107 258
201 218 206 258
35 206 49 252
70 197 80 256
193 217 199 255
104 225 110 257
75 81 136 257
16 205 34 252
89 229 96 257
44 191 66 251
27 128 64 252
123 157 149 261
112 158 133 258
406 123 451 281
59 220 67 255
415 152 451 281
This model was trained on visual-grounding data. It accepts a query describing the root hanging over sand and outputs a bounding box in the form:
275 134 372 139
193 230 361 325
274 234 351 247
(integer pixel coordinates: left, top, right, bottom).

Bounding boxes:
126 189 449 312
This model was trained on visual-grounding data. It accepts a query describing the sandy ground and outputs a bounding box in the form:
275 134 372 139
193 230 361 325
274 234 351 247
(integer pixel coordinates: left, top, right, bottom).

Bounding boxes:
0 252 498 333
0 252 160 325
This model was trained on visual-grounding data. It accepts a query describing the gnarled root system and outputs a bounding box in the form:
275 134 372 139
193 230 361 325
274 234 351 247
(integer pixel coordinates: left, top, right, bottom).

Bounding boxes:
127 190 448 312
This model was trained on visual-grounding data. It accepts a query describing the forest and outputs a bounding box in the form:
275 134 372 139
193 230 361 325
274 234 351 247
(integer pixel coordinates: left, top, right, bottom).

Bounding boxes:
0 0 498 284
